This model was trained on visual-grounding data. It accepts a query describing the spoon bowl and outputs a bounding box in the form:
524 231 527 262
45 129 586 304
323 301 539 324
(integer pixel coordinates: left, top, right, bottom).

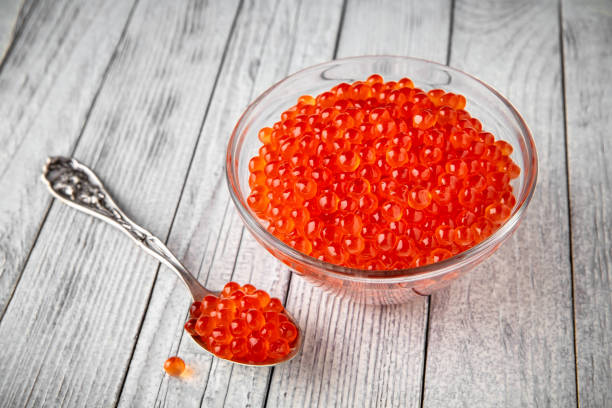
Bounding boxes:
42 156 302 367
189 314 303 367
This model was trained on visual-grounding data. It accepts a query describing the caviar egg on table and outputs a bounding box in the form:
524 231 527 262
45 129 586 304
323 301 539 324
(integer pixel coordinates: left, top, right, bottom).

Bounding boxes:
184 282 298 364
247 74 519 270
163 356 186 377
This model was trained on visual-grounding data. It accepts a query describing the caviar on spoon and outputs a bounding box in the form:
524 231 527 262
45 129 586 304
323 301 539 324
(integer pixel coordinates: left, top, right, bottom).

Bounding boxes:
42 156 302 366
184 282 299 364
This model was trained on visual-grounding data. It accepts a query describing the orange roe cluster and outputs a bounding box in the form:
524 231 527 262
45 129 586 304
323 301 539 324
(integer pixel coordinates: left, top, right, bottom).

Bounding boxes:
247 75 520 270
184 282 298 364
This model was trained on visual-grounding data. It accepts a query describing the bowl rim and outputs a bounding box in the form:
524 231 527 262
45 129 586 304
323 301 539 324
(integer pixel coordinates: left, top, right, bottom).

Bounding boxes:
226 55 538 283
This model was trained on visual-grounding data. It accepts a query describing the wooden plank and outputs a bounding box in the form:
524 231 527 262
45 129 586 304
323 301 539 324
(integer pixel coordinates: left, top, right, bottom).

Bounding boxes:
116 1 345 406
0 0 240 406
562 0 612 406
422 1 577 406
0 0 137 318
265 0 451 407
0 0 23 62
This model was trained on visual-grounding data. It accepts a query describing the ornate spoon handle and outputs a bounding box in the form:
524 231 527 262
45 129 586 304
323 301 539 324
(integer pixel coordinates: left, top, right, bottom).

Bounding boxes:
42 156 211 301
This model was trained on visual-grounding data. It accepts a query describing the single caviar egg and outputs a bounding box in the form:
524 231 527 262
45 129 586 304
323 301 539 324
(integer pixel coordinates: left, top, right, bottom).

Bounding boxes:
164 356 185 377
246 75 519 270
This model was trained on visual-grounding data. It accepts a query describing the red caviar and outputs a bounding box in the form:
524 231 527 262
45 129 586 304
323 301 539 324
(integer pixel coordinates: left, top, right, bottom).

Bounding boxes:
246 75 519 269
184 282 298 364
163 356 185 377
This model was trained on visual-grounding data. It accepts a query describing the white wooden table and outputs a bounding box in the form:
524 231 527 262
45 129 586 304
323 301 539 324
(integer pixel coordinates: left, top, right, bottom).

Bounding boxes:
0 0 610 406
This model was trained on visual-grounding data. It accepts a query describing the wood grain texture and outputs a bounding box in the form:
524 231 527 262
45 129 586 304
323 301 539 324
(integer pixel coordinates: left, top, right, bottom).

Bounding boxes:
117 1 345 406
0 0 239 406
0 0 137 319
422 1 577 407
265 1 451 407
0 0 24 62
562 0 612 406
3 1 609 406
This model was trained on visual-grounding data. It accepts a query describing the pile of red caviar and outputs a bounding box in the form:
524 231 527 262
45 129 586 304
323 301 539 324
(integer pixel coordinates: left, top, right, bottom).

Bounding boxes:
184 282 298 364
246 74 519 270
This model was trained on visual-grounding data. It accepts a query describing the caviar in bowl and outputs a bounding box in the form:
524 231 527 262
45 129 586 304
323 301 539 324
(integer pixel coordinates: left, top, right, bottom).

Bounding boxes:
226 56 537 305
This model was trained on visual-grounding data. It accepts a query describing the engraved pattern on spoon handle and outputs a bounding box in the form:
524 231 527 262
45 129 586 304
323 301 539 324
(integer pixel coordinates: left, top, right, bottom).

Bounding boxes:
41 156 211 300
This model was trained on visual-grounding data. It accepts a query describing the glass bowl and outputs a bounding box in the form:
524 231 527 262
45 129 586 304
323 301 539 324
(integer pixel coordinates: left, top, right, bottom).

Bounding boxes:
226 55 537 305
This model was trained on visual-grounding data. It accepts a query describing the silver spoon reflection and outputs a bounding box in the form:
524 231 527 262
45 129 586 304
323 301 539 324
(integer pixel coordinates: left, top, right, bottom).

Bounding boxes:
41 156 302 367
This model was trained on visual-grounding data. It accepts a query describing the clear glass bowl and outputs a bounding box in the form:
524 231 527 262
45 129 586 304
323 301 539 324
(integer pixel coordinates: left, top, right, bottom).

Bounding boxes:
226 56 537 305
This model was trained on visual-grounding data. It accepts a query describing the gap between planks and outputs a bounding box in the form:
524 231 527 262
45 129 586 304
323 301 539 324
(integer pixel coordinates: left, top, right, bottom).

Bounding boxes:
557 1 581 406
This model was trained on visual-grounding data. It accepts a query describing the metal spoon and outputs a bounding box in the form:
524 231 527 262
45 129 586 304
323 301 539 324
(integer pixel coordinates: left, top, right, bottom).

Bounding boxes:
41 156 302 367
